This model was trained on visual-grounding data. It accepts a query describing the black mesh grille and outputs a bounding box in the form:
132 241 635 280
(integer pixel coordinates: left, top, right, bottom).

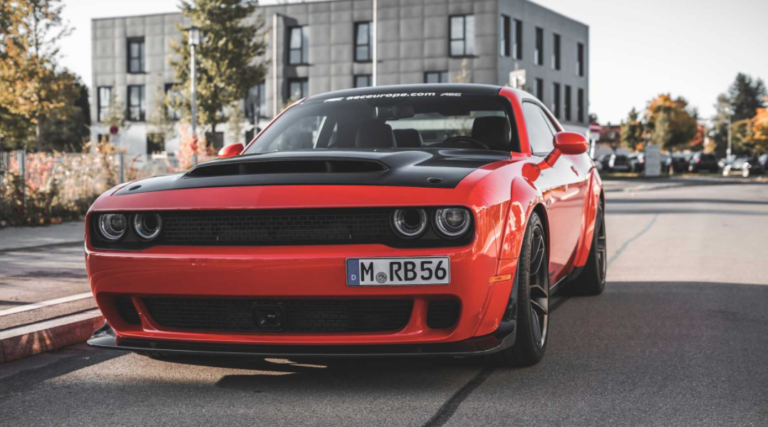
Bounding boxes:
143 298 414 333
427 300 460 329
115 297 141 324
160 209 395 246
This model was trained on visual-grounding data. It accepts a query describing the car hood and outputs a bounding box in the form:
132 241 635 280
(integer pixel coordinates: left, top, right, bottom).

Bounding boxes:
114 149 511 195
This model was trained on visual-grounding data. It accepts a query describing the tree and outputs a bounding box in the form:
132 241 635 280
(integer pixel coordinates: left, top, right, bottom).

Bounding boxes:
0 0 78 151
620 108 644 151
40 75 90 151
751 102 768 154
644 94 698 151
709 93 731 157
170 0 268 147
728 73 766 122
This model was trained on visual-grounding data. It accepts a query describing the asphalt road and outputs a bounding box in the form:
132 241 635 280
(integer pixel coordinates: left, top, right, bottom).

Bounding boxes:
0 244 92 330
1 181 767 426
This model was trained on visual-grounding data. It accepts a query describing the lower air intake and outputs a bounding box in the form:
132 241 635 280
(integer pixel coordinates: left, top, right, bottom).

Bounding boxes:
115 297 141 325
143 298 414 333
427 300 461 329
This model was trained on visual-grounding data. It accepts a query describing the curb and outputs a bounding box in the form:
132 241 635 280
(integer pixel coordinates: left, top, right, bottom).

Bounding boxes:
0 309 103 364
0 240 83 254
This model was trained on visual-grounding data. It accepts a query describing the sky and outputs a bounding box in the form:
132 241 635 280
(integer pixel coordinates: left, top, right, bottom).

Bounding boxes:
58 0 768 124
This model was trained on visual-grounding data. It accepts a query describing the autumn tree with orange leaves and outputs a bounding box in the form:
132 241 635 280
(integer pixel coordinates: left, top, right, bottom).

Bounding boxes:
750 100 768 153
644 94 699 151
0 0 83 151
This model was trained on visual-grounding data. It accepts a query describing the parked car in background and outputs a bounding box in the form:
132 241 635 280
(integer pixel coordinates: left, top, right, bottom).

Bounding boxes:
596 154 631 173
723 157 765 177
687 152 719 173
661 154 672 173
628 153 645 173
670 153 692 173
718 155 737 170
758 154 768 171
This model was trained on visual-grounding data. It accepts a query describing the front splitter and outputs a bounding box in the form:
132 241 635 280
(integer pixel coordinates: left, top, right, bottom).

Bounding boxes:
87 322 516 358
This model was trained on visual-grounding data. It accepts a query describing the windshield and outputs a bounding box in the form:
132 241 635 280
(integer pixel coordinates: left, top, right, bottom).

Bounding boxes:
244 94 519 154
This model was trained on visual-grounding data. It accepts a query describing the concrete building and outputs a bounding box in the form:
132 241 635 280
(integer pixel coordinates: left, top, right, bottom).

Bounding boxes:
90 0 589 158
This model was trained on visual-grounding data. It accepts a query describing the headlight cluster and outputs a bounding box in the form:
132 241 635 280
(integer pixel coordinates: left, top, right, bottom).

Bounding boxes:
95 213 163 242
391 207 472 240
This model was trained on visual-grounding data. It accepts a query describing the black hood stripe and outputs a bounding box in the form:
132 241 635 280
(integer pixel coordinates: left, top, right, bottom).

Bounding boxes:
115 149 510 195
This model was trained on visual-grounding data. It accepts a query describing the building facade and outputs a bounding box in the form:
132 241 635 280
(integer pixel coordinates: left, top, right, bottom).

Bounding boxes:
91 0 589 158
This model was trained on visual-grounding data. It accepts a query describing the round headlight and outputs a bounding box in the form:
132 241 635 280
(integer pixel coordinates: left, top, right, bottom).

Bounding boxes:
98 214 127 241
133 213 163 241
434 208 471 238
392 208 428 239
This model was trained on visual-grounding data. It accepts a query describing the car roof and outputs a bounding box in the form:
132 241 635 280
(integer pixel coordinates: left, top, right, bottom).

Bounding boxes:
304 84 505 103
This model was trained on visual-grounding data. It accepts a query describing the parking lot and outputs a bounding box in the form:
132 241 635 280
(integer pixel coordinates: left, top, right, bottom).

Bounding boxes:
1 181 767 426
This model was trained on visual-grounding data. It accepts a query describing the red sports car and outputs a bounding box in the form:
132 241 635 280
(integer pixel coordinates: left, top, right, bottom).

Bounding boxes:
87 84 606 367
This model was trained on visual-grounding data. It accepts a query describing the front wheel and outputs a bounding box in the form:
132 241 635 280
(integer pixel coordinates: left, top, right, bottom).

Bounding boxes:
484 213 549 367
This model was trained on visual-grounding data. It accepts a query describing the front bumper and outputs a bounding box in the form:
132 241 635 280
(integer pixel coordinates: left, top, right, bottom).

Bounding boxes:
87 242 515 347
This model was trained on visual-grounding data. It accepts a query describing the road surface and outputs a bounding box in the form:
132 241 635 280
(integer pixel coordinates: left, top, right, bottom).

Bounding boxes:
1 181 767 426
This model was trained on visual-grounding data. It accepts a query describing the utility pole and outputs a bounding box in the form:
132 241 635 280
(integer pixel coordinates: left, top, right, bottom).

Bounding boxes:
727 113 733 158
272 13 279 117
372 0 377 87
189 26 201 166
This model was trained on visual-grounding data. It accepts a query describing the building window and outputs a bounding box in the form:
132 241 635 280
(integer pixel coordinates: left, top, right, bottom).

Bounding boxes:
500 15 510 57
288 26 309 65
127 85 145 121
245 82 267 122
577 88 585 123
449 15 475 57
577 42 585 77
552 33 561 70
425 71 449 84
535 78 543 101
354 74 372 88
147 134 165 154
164 83 182 121
552 83 561 119
354 22 372 62
127 37 145 73
287 78 308 100
535 27 543 66
513 19 523 60
564 85 572 121
97 86 112 122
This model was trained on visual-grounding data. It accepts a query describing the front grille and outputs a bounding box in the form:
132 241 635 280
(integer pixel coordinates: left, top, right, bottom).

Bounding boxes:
143 298 414 333
160 209 394 246
115 297 141 324
427 300 461 329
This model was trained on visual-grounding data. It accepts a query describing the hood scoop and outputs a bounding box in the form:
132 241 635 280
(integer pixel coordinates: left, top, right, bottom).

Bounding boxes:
185 158 388 178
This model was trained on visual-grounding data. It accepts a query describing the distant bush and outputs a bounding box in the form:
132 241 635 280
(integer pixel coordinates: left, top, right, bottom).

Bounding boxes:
0 134 215 228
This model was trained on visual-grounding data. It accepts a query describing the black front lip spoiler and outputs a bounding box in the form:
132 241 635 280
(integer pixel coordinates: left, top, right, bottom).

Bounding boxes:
87 321 516 358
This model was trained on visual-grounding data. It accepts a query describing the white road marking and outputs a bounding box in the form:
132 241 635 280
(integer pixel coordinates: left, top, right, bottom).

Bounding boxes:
0 292 94 317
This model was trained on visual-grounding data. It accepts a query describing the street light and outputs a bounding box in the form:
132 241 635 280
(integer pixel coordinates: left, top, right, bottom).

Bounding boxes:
188 26 201 165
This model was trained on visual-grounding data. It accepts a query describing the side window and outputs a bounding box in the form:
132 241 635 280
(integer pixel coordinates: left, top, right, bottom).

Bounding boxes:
522 102 555 155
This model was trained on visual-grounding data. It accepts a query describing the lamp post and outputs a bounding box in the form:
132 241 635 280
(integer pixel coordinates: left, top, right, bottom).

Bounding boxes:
188 26 201 165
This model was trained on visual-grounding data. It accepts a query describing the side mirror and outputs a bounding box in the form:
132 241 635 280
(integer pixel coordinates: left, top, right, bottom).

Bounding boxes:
537 132 589 170
553 132 589 155
218 143 244 159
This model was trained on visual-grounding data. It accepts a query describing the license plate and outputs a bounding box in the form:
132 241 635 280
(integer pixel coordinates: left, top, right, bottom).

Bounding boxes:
346 257 450 286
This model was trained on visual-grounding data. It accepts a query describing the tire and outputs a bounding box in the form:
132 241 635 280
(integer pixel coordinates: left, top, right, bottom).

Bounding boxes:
569 203 607 295
484 212 549 367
